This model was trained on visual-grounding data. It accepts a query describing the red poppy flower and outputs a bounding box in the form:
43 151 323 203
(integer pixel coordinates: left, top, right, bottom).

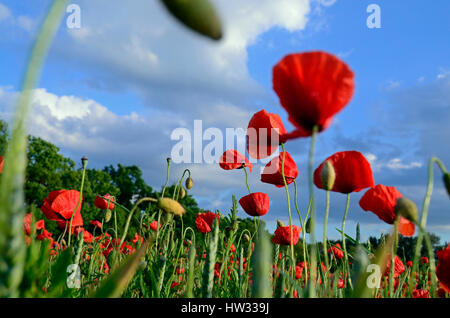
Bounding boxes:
239 192 270 217
131 234 142 245
261 151 298 187
149 220 160 231
272 226 301 245
219 149 253 172
272 51 354 138
0 155 4 174
90 220 102 229
23 213 45 236
41 190 83 229
412 289 429 298
359 184 415 237
314 151 374 194
328 243 344 260
36 229 53 241
406 261 413 268
94 194 115 210
421 257 429 265
384 254 405 278
195 212 219 234
436 244 450 292
295 265 304 280
246 110 288 159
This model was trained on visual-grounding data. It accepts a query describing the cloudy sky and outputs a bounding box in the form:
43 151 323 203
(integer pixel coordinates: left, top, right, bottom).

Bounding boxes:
0 0 449 242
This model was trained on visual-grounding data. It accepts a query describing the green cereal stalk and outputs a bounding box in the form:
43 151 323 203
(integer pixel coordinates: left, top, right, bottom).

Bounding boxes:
0 0 68 298
251 226 273 298
186 244 196 298
202 218 219 298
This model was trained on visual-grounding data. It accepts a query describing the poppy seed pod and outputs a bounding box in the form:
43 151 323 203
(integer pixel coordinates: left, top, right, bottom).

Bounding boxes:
394 197 418 223
321 160 336 191
185 177 194 190
179 187 186 199
105 209 112 223
305 218 312 234
158 198 186 216
277 220 285 228
443 173 450 197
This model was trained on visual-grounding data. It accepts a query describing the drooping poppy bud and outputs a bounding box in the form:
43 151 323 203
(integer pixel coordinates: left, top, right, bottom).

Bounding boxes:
305 218 312 234
179 187 186 199
239 193 270 217
158 198 186 216
394 197 418 224
320 160 336 191
161 0 223 40
105 209 112 223
185 177 194 190
443 173 450 197
277 220 285 228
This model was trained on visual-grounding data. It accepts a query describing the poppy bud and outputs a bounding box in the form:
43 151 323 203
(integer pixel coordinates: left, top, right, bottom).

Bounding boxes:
179 187 186 199
394 197 418 223
305 218 312 234
167 157 171 164
81 156 88 167
443 173 450 197
244 234 250 242
105 209 112 223
160 0 223 40
277 220 285 228
158 198 186 216
321 160 336 191
185 177 194 190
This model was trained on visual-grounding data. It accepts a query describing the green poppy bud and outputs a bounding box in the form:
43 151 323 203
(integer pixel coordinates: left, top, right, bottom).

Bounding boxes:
443 173 450 197
244 234 250 242
158 198 186 216
105 209 112 223
179 187 186 199
394 197 418 223
305 218 312 234
277 220 285 228
321 160 336 191
185 177 194 190
160 0 223 40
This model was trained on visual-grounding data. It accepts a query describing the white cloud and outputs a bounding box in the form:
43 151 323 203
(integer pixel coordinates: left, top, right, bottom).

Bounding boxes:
0 3 11 22
365 153 422 172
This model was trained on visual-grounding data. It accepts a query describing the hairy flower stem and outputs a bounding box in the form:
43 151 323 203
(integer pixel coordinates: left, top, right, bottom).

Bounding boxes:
281 143 295 280
390 217 399 298
323 190 330 275
409 157 444 296
243 166 252 194
341 193 352 289
308 126 318 298
67 158 87 247
293 180 308 281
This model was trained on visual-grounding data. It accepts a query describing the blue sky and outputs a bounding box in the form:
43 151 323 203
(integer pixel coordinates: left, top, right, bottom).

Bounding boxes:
0 0 449 243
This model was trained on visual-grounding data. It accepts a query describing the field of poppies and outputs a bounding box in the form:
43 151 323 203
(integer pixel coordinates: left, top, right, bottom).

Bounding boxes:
0 0 449 299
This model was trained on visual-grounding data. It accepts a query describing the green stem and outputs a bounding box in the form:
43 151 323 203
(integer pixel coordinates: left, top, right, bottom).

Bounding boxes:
390 217 399 298
341 193 352 289
243 166 251 194
308 126 318 298
281 143 295 280
323 190 330 273
409 157 442 295
293 180 308 280
68 159 87 247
